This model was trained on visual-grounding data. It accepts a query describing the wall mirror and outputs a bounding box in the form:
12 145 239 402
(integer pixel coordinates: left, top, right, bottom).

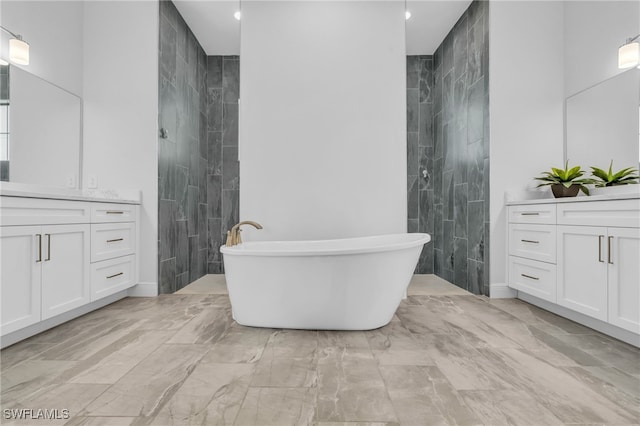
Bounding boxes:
565 69 640 171
0 65 82 188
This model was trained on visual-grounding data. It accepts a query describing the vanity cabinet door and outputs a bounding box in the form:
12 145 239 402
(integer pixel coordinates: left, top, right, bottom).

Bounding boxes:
41 224 91 320
0 226 42 335
607 227 640 334
557 226 608 321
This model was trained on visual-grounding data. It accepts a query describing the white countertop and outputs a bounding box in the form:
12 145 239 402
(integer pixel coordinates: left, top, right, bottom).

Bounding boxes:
507 189 640 206
0 182 141 204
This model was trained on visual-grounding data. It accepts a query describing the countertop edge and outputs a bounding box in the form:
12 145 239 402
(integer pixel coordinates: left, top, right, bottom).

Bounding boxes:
506 192 640 206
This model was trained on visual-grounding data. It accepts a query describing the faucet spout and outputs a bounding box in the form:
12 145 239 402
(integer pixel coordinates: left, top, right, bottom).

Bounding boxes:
226 221 263 247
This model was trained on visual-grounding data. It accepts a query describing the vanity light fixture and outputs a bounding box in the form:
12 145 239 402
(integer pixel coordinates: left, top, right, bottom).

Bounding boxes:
234 11 241 21
618 34 640 69
0 26 29 65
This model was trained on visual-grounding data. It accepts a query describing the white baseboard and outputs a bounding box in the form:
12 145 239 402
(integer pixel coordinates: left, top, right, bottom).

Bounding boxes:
128 281 158 297
519 292 640 348
490 283 517 299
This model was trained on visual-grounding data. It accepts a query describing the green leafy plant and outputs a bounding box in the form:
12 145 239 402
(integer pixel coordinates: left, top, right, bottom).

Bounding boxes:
534 161 593 195
590 161 639 187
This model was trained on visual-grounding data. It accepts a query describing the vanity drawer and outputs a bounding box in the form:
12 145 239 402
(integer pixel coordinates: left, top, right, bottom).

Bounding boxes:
557 199 640 228
1 197 90 226
508 256 557 303
508 224 556 263
91 255 136 301
91 203 136 223
91 222 136 263
508 204 556 224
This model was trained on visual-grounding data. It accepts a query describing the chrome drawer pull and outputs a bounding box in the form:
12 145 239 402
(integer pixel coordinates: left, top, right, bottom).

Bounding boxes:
106 211 124 215
36 234 42 262
521 239 539 244
45 234 51 261
520 212 540 216
107 238 124 243
598 235 604 262
107 272 123 279
521 273 539 281
608 236 614 264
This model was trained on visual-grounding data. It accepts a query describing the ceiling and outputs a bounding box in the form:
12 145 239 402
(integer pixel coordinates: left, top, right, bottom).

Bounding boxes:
173 0 472 56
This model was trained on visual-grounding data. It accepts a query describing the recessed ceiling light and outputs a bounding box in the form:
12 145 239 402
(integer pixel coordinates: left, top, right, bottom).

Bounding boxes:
234 11 241 21
405 11 411 20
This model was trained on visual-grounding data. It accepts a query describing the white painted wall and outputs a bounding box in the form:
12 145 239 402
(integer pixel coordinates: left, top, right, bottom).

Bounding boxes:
82 1 159 289
489 1 565 290
0 1 84 96
240 1 407 242
564 1 639 98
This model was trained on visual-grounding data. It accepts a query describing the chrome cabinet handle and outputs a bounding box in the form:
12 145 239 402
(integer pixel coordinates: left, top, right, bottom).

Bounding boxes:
608 236 614 264
598 235 604 262
107 238 124 243
521 273 539 281
36 234 42 262
107 272 123 279
106 211 124 215
520 212 540 216
521 239 539 244
45 234 51 261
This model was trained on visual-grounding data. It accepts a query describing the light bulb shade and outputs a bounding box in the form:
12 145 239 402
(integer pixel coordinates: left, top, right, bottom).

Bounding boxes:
618 41 639 69
9 38 29 65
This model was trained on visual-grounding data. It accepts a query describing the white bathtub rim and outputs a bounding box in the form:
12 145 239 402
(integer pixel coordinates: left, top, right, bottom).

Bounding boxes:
220 232 431 257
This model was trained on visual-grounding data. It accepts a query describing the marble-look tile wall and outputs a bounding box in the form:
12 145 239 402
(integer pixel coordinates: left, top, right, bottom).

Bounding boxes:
158 1 239 293
407 55 434 274
206 55 240 274
409 0 490 296
1 65 9 182
158 0 208 294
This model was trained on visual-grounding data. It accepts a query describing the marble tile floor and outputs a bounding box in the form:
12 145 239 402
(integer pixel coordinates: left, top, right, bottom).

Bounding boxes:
1 275 638 425
175 274 469 297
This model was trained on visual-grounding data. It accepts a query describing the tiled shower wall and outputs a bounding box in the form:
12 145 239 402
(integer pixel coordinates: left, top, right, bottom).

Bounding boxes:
407 55 434 274
158 0 239 294
409 0 490 296
206 56 240 274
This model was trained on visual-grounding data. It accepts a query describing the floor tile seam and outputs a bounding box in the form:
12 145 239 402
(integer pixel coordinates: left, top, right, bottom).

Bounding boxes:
33 319 147 363
554 341 637 373
61 332 175 386
370 357 402 424
456 388 566 425
0 344 57 373
557 365 640 408
135 347 211 424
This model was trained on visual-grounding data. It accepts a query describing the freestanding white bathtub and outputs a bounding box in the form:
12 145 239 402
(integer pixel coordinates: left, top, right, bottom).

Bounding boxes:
220 233 431 330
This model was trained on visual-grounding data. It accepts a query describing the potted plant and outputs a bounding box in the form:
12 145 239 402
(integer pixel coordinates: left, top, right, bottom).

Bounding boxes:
534 161 593 198
590 161 639 187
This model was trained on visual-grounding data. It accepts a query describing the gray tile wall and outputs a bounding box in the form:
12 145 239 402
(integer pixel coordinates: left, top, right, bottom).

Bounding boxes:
407 55 434 273
206 55 240 274
1 65 9 182
157 1 240 294
409 0 490 296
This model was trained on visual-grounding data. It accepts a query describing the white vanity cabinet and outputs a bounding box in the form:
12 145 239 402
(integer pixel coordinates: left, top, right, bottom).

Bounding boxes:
1 226 43 334
0 194 140 347
507 196 640 345
88 203 137 301
40 224 91 320
556 225 608 321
